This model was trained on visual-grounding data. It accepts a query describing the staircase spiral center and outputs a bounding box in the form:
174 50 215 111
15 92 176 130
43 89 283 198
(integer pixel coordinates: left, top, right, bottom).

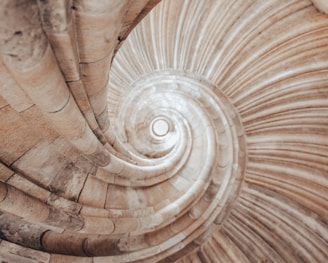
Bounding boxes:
151 118 169 137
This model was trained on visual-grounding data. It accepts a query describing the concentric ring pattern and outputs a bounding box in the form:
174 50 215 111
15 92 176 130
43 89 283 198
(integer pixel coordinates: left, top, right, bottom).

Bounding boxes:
108 0 328 262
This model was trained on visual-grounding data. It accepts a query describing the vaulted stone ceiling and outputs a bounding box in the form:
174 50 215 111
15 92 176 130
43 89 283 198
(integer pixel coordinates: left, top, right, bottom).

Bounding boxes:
0 0 327 262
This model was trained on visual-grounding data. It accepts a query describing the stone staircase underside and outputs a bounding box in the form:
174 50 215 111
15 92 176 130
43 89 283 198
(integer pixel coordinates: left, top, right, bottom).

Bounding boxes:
0 0 327 262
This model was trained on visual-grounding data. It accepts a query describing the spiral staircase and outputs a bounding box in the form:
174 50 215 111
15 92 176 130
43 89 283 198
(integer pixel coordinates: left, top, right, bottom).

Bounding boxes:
0 0 327 262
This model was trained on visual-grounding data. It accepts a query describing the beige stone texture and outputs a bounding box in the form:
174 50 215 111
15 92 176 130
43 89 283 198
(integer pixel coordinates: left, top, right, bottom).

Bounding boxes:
0 182 49 221
49 163 88 201
0 62 33 112
74 0 127 62
0 240 50 263
47 194 82 216
20 105 59 141
78 175 108 207
312 0 328 14
38 0 80 82
0 94 7 109
50 254 92 263
41 231 86 256
7 45 70 113
45 30 80 82
0 0 327 262
0 105 39 164
7 173 50 201
67 80 92 113
0 213 47 250
78 216 114 235
13 141 69 187
0 162 14 182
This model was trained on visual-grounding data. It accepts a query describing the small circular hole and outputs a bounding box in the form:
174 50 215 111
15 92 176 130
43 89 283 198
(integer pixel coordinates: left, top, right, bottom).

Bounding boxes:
152 119 169 137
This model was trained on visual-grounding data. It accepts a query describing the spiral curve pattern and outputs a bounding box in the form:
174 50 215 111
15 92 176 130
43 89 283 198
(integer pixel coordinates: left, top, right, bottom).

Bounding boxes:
105 0 328 261
0 0 327 262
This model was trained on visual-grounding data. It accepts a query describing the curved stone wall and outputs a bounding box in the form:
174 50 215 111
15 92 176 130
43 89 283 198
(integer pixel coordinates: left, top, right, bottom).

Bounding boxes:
0 0 327 262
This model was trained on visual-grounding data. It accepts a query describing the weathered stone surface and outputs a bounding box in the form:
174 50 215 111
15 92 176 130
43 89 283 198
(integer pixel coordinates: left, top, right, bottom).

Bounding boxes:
75 155 97 175
0 182 49 221
80 56 111 97
95 105 110 131
20 105 59 141
13 141 68 187
83 236 121 256
0 105 39 164
49 163 88 201
50 254 92 263
41 231 86 256
47 194 82 215
0 0 47 69
43 208 83 231
115 0 161 53
79 216 114 235
0 162 14 182
0 0 328 262
0 251 40 263
84 144 111 167
0 94 7 109
311 0 328 14
0 62 33 112
7 173 50 201
0 240 50 263
0 213 47 250
0 182 7 202
51 137 80 163
74 0 127 62
67 80 93 113
37 0 72 34
46 30 80 81
78 175 107 207
105 184 128 210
